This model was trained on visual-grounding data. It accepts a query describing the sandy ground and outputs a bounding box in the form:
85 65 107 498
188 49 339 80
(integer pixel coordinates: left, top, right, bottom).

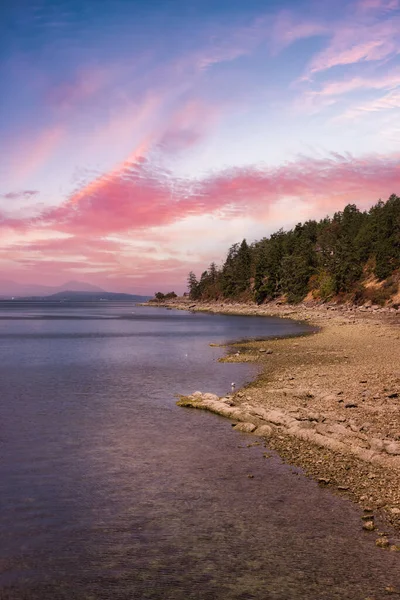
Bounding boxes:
151 299 400 537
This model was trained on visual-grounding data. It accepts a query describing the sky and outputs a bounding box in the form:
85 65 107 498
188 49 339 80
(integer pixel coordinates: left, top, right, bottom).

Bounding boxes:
1 0 400 294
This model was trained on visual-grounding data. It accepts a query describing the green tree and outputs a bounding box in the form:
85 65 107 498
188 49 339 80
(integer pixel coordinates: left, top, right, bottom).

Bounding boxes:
187 271 201 300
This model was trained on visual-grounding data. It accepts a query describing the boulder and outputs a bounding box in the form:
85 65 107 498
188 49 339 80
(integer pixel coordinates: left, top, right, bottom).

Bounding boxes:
254 424 273 437
384 441 400 455
370 438 385 452
233 422 257 433
202 392 220 402
264 409 292 426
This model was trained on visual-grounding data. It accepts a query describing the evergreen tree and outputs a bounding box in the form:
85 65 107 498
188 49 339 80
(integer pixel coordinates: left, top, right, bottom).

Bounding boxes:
187 271 200 300
187 194 399 305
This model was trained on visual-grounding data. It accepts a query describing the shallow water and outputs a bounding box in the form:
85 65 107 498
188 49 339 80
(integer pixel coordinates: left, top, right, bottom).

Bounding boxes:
0 302 399 599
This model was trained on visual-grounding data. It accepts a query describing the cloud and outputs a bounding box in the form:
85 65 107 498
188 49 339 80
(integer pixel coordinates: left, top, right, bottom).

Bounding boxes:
1 190 39 200
7 125 65 184
307 20 400 76
295 69 400 114
157 100 220 153
2 151 399 237
314 71 400 98
45 68 111 111
272 3 400 81
356 0 399 14
0 231 197 293
342 89 400 117
270 11 328 54
199 153 400 215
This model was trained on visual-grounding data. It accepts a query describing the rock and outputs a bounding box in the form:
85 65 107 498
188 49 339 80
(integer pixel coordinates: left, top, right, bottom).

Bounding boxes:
192 391 203 398
376 537 389 549
361 514 374 521
265 349 273 354
306 411 320 421
296 421 315 430
345 403 358 408
318 478 331 485
254 424 273 437
390 507 400 515
258 348 266 352
370 438 385 452
362 520 375 531
323 394 337 403
338 485 349 491
203 393 220 402
384 441 400 455
233 422 257 433
385 586 398 594
264 409 291 426
348 420 360 432
390 545 400 552
220 397 230 403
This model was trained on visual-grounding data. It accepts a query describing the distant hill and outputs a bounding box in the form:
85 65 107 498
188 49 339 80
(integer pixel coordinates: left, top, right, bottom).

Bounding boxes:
0 279 106 298
12 290 152 302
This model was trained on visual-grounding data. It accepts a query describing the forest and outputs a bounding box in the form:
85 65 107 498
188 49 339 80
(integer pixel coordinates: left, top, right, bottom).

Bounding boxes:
187 194 400 305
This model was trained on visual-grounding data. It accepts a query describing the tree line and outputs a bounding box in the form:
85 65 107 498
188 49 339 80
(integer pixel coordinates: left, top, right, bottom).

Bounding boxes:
187 194 400 305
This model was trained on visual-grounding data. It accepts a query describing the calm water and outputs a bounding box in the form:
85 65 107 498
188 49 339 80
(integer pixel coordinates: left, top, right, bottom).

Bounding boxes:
0 302 399 600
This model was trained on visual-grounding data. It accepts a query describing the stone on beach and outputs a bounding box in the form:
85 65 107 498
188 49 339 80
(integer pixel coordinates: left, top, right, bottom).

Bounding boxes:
233 422 257 433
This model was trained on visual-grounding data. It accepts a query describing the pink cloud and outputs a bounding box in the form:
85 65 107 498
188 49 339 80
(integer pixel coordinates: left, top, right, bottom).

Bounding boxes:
271 3 400 83
308 27 399 75
342 89 400 117
157 100 220 153
0 233 195 293
315 71 400 97
270 11 328 54
295 70 400 114
45 68 112 110
356 0 399 13
1 190 39 200
306 15 400 76
199 153 400 214
10 125 65 183
2 151 399 237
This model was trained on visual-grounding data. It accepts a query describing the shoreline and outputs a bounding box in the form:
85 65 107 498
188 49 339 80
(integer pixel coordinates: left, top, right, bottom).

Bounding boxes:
146 299 400 539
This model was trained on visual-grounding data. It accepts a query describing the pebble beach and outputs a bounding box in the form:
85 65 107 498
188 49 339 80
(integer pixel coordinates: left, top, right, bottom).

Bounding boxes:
151 299 400 540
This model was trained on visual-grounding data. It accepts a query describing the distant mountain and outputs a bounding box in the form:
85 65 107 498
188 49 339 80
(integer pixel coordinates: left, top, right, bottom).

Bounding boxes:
53 280 106 293
12 290 152 302
0 280 106 298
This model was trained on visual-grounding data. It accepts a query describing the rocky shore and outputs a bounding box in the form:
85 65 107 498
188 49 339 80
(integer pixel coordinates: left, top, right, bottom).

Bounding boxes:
148 298 400 539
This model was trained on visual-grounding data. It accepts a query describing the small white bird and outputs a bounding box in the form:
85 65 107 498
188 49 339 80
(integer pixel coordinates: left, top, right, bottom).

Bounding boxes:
231 382 236 390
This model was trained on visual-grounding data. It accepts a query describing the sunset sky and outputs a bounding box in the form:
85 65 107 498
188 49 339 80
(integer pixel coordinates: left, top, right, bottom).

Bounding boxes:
1 0 400 294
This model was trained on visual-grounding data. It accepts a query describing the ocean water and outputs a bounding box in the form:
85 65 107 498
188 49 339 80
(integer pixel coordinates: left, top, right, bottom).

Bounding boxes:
0 302 399 600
